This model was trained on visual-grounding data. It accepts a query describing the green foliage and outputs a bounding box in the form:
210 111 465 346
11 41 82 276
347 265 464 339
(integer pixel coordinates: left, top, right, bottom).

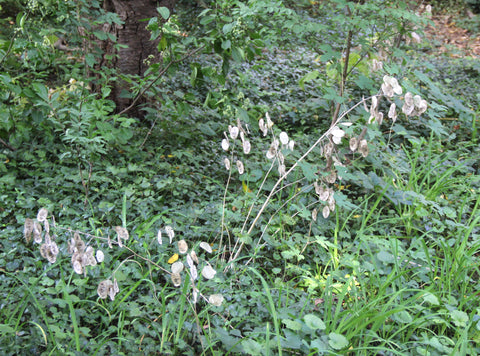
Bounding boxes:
1 0 480 354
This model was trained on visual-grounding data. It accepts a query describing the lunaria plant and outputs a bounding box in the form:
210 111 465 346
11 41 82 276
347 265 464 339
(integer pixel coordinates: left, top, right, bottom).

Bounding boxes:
158 225 223 306
24 208 223 307
24 208 114 299
97 279 119 301
222 74 428 264
24 209 59 263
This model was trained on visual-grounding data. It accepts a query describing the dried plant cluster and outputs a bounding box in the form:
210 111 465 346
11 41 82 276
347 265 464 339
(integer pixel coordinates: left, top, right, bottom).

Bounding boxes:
24 208 223 306
219 73 428 261
24 208 59 264
158 226 222 306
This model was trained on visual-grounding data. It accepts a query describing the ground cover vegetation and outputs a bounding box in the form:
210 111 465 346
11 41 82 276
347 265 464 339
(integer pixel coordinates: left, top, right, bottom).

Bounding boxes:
1 0 479 354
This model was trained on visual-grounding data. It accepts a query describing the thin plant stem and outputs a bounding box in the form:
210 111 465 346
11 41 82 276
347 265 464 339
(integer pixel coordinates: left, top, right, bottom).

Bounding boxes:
229 96 371 264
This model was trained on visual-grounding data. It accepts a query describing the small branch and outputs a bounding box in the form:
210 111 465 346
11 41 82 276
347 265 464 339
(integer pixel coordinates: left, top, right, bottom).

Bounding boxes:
0 138 16 151
118 45 205 117
331 28 354 128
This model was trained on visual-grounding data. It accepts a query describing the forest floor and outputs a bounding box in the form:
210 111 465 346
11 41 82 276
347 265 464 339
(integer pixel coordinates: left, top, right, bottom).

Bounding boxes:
425 14 480 57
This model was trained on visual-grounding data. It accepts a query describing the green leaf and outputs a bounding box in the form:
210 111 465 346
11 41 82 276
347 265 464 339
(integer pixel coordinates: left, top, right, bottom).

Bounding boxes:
304 314 326 330
328 333 348 350
298 161 317 181
232 47 244 63
0 324 15 333
377 250 394 264
299 70 320 90
157 7 170 20
422 292 440 306
241 339 262 355
221 40 231 50
392 310 413 324
451 310 469 328
32 83 49 101
223 23 234 34
282 319 302 331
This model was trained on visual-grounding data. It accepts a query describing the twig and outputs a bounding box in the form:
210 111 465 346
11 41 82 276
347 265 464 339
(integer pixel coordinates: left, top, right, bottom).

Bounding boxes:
117 45 205 116
0 138 16 151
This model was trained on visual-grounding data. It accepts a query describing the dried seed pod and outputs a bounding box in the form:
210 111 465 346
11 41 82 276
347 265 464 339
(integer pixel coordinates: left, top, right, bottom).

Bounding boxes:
328 195 336 212
157 229 162 245
97 280 113 299
44 219 50 234
171 261 184 274
221 138 229 151
388 103 397 122
73 260 83 275
192 287 199 303
41 241 59 264
312 208 318 222
323 142 333 158
349 137 358 152
243 140 251 154
72 252 84 274
224 157 231 171
178 239 188 254
201 264 217 280
171 272 182 287
331 127 345 145
199 242 212 253
266 139 279 160
358 139 369 158
229 125 239 140
288 140 295 151
279 131 289 145
96 249 105 263
40 244 48 259
236 160 244 175
37 208 48 223
33 221 43 243
165 226 174 244
209 294 224 307
259 118 268 136
322 205 330 219
189 263 198 281
115 226 129 241
317 184 329 202
265 112 274 128
325 170 337 184
24 218 34 243
190 250 199 264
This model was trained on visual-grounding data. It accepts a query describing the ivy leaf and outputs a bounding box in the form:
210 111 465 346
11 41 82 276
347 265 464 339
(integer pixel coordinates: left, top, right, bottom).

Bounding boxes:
422 292 439 306
282 319 302 331
241 339 262 355
451 310 469 328
328 333 348 350
392 310 413 324
304 314 326 330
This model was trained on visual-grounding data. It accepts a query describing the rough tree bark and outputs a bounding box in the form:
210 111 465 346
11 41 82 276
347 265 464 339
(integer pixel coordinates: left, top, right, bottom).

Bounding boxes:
98 0 176 115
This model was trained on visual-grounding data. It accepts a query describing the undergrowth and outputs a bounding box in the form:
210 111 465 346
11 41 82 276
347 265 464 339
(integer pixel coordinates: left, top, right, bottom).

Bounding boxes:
1 0 480 355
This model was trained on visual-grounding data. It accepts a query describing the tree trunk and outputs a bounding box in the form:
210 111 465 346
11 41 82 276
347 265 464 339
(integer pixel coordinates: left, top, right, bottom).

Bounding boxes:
99 0 176 115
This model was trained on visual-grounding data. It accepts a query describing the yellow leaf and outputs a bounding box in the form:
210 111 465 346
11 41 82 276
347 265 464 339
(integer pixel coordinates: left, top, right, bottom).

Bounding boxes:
168 253 179 264
242 181 251 193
